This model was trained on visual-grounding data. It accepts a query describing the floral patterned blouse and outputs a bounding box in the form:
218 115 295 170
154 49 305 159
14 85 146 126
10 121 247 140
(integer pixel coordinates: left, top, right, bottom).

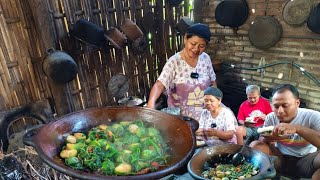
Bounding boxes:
158 52 216 121
199 107 238 145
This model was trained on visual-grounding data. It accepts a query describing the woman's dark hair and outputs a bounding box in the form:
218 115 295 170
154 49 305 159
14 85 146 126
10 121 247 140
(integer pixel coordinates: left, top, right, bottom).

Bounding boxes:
272 84 299 99
185 33 194 39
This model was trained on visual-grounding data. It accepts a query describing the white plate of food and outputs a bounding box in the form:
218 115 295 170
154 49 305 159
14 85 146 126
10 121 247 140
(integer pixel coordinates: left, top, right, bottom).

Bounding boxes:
196 140 206 147
245 117 256 123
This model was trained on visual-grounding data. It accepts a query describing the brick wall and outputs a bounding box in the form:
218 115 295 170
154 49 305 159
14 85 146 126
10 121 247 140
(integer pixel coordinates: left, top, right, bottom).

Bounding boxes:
194 0 320 111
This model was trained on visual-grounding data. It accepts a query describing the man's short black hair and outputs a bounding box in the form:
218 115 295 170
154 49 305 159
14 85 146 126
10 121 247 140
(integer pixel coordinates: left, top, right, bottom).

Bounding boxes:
272 84 299 99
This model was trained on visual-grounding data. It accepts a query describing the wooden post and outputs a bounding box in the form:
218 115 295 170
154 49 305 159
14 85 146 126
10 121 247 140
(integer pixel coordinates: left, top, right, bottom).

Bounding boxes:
27 0 70 116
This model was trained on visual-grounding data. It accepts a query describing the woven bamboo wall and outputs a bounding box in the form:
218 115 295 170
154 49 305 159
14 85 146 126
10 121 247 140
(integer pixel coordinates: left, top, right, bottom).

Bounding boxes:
0 0 191 116
0 0 51 109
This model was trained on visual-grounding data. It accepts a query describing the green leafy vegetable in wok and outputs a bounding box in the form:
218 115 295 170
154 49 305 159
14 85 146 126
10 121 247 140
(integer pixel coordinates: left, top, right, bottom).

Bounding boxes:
202 162 259 180
60 120 170 176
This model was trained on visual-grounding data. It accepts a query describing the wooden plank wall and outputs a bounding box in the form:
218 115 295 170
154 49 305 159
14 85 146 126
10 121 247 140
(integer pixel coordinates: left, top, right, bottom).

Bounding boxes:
0 0 191 116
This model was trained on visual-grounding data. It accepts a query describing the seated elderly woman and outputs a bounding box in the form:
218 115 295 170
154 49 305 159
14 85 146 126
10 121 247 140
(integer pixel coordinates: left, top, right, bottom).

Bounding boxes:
196 86 238 146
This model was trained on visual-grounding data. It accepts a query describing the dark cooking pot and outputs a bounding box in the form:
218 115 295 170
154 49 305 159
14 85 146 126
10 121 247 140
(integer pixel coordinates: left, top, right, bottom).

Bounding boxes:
215 0 249 29
42 48 78 84
23 106 198 180
188 144 276 180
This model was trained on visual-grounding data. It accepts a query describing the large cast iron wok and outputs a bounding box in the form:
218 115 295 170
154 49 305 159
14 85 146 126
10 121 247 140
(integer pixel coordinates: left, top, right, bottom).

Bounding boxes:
23 106 198 180
188 144 276 180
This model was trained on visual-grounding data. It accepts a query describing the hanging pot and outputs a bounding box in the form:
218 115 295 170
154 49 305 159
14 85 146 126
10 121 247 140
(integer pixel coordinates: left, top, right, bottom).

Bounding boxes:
282 0 312 26
42 48 78 84
215 0 249 29
307 3 320 34
248 16 283 49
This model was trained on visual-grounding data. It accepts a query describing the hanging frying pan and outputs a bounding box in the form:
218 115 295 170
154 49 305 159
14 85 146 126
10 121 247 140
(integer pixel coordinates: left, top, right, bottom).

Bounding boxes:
215 0 249 29
107 74 129 98
248 0 283 49
248 16 283 49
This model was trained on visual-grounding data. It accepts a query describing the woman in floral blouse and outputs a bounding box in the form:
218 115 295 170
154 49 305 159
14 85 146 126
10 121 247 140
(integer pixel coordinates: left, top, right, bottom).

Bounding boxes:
147 23 217 121
196 86 238 145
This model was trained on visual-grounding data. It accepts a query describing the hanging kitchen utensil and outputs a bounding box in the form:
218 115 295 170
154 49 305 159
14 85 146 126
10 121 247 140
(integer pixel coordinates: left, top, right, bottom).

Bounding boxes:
69 19 127 49
104 27 127 49
176 16 194 35
107 74 129 98
307 3 320 34
120 18 144 42
248 0 282 49
282 0 312 26
69 19 105 47
120 18 147 55
130 36 148 55
42 48 78 84
215 0 249 29
248 16 283 49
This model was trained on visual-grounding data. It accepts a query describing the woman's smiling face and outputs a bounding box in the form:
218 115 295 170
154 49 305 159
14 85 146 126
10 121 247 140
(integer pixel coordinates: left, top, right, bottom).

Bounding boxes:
184 35 207 59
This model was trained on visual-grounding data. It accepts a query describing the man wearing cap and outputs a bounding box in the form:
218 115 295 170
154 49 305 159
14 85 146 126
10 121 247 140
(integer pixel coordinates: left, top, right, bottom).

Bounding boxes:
236 85 272 145
196 86 238 145
147 23 217 122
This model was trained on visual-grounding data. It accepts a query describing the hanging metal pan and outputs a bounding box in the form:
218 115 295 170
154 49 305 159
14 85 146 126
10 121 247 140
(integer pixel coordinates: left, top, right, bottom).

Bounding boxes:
248 16 283 49
107 74 129 98
282 0 312 26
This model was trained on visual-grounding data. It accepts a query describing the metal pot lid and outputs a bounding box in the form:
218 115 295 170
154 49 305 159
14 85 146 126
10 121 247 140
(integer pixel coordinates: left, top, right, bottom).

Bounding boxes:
118 96 143 106
107 74 129 98
282 0 312 26
248 16 283 49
